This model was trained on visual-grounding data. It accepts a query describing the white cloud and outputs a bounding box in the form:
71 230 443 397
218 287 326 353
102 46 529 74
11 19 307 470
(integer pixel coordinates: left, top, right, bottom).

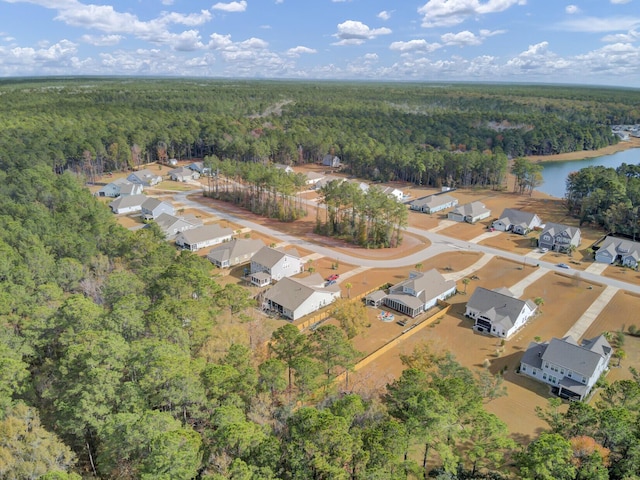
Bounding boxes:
161 0 174 4
363 53 378 61
159 10 212 27
389 39 441 53
80 34 122 46
418 0 526 28
212 1 247 12
441 31 482 46
610 0 631 4
286 46 317 56
558 16 640 32
377 10 391 21
565 5 580 14
333 20 392 46
601 29 639 42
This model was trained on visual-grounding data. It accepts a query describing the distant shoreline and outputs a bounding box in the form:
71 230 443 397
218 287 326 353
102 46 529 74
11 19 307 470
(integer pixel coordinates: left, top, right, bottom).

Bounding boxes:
526 137 640 164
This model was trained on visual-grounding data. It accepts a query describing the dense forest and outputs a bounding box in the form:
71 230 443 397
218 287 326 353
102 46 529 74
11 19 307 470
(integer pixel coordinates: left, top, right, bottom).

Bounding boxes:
2 78 639 188
566 163 640 241
2 78 640 479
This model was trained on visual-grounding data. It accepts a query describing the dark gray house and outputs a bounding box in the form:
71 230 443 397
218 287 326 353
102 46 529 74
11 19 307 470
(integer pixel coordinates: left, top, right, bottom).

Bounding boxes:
538 223 581 252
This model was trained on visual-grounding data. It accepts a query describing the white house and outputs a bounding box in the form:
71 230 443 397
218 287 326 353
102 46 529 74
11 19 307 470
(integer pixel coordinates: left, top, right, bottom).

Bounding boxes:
409 194 458 214
465 286 537 338
153 213 202 239
175 224 233 251
491 208 542 235
207 238 266 268
250 246 303 286
519 335 612 401
141 198 175 221
109 194 147 214
448 201 491 223
377 186 405 202
304 171 325 186
97 178 142 198
538 223 581 252
127 169 163 187
169 166 200 182
273 163 294 174
322 154 341 168
262 273 341 321
594 236 640 268
365 269 456 318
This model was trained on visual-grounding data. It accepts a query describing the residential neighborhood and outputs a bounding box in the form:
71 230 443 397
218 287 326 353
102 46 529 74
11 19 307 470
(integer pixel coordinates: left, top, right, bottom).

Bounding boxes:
465 287 537 339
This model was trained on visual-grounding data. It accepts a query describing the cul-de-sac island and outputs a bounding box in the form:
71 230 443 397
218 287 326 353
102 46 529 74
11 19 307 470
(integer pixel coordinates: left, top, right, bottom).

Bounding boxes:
3 79 640 480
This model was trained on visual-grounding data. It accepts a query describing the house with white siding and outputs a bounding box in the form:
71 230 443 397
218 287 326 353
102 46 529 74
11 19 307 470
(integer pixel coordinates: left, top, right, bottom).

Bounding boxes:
97 178 143 197
409 194 458 214
207 238 266 268
262 273 341 321
519 335 612 401
465 287 537 339
109 194 147 214
141 198 175 221
175 224 233 251
448 201 491 223
250 246 303 286
127 169 163 187
169 167 200 182
365 269 456 318
491 208 542 235
153 213 202 239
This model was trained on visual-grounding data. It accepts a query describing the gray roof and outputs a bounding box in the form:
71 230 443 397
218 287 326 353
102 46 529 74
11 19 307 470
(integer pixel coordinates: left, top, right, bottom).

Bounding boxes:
169 166 194 176
129 169 161 183
541 335 612 377
451 201 490 217
411 194 457 209
154 213 202 235
365 290 387 302
264 273 339 311
598 236 640 258
252 246 300 268
389 269 456 304
119 183 141 195
109 194 146 209
466 287 536 331
176 224 233 244
520 341 546 369
207 238 265 264
141 197 165 211
541 222 580 240
496 208 540 228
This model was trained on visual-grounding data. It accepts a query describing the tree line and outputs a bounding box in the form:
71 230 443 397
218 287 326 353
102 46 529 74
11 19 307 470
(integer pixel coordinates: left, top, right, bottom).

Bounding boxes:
565 163 640 239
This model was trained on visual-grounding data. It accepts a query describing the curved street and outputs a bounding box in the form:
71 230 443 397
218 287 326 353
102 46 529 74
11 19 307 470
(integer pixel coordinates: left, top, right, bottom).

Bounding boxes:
174 189 640 295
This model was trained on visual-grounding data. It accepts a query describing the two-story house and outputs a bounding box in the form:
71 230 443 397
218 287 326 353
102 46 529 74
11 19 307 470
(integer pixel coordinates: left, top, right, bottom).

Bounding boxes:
365 269 456 318
519 335 612 401
250 246 303 286
465 286 537 338
538 223 581 252
491 208 542 235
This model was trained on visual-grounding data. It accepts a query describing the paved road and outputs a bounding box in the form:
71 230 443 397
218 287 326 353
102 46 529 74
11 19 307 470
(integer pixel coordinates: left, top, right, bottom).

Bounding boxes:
174 189 640 295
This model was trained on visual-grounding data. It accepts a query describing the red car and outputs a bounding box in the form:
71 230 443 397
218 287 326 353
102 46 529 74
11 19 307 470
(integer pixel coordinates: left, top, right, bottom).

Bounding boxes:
326 274 339 282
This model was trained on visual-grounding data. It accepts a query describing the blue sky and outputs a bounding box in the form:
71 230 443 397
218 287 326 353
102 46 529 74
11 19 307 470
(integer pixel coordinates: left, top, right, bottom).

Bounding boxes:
1 0 639 87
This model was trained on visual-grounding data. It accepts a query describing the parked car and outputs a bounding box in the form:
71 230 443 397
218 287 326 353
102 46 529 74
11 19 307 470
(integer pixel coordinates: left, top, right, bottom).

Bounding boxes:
556 263 570 269
326 274 339 282
325 280 337 286
539 247 548 253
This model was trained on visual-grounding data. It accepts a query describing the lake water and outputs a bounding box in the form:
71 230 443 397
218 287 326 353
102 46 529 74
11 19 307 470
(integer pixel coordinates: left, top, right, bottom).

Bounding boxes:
537 147 640 199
